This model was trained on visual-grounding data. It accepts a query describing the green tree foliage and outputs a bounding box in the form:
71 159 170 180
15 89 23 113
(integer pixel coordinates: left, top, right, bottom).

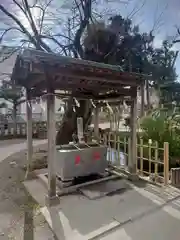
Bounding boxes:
140 109 180 165
84 16 178 112
0 102 7 109
84 15 154 73
149 41 178 104
151 41 177 84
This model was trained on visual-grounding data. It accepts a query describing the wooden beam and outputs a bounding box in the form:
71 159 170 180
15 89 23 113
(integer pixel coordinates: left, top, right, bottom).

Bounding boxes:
25 65 141 89
94 91 132 100
54 72 140 87
30 91 132 102
26 89 33 178
52 62 142 82
14 48 147 83
47 88 57 199
97 101 124 107
13 50 148 91
29 79 134 100
26 77 134 94
55 76 136 91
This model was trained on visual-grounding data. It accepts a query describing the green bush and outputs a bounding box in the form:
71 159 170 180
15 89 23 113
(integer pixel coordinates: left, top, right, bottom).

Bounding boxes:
140 110 180 165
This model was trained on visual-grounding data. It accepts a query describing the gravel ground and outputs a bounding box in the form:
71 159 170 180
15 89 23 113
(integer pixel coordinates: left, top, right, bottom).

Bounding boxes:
0 143 55 240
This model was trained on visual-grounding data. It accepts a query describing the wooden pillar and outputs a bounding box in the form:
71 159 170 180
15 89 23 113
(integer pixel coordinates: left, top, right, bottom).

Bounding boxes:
129 87 138 175
94 107 99 139
77 117 84 143
140 82 145 117
164 142 169 185
47 90 57 199
26 89 33 178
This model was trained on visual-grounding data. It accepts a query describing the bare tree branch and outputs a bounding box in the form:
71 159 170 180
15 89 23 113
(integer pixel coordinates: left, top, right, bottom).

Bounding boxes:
39 0 53 34
0 44 25 63
74 0 83 22
173 40 180 43
0 2 54 53
0 4 38 48
173 27 180 44
177 28 180 36
74 0 92 58
52 33 73 42
172 51 179 68
0 27 24 43
29 0 38 8
40 35 69 55
151 2 168 33
128 0 146 19
12 0 27 16
22 0 52 51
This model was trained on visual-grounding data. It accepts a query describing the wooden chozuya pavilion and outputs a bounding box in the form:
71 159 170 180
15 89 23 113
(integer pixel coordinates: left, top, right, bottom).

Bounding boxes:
12 49 144 204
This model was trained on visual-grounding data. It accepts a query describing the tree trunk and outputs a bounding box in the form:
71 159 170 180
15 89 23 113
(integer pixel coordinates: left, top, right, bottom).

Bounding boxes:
56 99 92 145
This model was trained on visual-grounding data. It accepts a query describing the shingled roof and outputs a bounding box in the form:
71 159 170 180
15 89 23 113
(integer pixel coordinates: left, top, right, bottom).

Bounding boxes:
12 49 144 100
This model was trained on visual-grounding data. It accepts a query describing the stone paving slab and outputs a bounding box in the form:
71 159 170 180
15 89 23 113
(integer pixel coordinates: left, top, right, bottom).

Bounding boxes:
21 145 180 240
123 207 180 240
99 209 180 240
39 184 180 240
135 182 180 211
79 179 129 200
25 176 180 240
113 189 156 224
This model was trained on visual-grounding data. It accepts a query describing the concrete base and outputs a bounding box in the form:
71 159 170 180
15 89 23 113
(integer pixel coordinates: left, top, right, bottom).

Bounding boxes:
25 171 36 180
128 174 139 182
110 167 139 182
45 194 60 207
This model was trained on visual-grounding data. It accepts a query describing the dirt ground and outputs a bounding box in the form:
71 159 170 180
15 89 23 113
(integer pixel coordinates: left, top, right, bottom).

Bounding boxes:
0 143 55 240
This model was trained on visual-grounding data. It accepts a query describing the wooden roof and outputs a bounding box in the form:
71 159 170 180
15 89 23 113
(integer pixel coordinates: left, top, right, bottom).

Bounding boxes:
12 49 144 100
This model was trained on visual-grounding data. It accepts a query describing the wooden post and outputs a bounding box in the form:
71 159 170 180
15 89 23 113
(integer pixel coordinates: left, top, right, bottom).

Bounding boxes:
140 138 143 175
171 168 180 186
77 117 84 143
164 142 169 185
128 137 131 169
94 107 99 140
129 88 138 176
140 82 145 117
154 141 158 182
148 141 152 175
46 90 57 202
26 89 33 178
